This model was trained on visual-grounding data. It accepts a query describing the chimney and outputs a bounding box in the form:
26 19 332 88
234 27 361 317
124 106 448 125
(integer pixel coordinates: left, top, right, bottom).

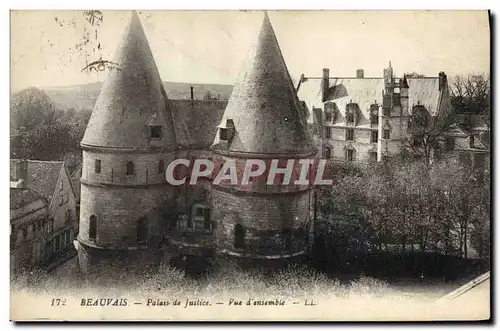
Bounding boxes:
356 69 364 78
190 86 194 100
13 160 27 180
439 72 447 91
321 68 330 102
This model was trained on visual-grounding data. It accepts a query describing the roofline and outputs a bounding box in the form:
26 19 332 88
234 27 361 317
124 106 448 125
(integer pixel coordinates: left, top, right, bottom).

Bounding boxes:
302 76 440 80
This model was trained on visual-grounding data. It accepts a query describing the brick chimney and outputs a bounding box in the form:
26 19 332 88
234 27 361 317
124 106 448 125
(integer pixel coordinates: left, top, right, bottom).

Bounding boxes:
356 69 364 78
321 68 330 102
439 72 448 91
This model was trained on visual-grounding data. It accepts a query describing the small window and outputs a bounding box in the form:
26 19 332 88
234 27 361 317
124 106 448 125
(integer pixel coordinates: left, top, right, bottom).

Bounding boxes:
203 209 211 231
324 147 332 159
59 195 64 206
324 127 331 139
137 218 147 243
346 149 354 162
195 207 204 217
220 128 229 141
369 151 378 162
469 136 475 148
371 114 379 125
89 215 97 240
158 160 165 174
371 131 378 143
282 229 292 250
383 129 391 140
126 161 135 176
393 94 401 106
325 111 332 122
445 137 455 151
150 126 162 139
60 180 63 191
346 129 354 141
65 210 71 223
95 159 101 173
383 107 390 116
234 224 245 249
347 112 355 124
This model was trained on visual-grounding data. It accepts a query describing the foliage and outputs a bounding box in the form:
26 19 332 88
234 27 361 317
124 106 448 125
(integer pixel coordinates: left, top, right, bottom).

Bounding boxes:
317 157 490 262
10 87 90 161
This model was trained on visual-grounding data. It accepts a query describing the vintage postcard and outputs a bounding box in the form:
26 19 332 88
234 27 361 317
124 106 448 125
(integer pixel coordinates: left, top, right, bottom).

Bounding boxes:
9 10 491 321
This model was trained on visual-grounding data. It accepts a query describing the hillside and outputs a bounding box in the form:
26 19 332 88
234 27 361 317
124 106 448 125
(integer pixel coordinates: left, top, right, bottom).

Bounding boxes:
40 81 234 111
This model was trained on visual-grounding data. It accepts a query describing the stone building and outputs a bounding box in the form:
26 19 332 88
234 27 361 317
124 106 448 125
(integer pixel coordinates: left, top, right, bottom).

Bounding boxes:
10 184 50 273
76 11 316 275
10 159 78 272
297 63 490 163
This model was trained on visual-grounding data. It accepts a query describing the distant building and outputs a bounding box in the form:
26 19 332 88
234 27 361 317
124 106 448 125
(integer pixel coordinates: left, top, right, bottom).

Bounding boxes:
297 63 490 163
10 159 78 271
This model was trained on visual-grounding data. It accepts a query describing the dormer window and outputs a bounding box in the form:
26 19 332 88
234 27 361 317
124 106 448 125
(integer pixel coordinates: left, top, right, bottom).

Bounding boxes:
218 119 235 143
370 104 379 125
346 103 358 125
220 128 229 141
149 125 162 139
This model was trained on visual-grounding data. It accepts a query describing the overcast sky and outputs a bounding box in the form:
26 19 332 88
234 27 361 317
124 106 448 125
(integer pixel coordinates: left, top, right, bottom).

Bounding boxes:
10 10 490 91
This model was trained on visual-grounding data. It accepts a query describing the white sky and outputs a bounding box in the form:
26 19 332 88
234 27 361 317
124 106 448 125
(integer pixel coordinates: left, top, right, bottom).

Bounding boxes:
10 10 490 91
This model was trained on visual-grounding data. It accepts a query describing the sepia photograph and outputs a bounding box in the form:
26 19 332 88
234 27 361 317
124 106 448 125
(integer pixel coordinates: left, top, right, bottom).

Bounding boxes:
9 8 491 322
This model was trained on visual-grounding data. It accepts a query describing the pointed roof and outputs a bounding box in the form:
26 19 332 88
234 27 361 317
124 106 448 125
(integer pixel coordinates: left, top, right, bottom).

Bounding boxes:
212 12 315 155
82 11 176 150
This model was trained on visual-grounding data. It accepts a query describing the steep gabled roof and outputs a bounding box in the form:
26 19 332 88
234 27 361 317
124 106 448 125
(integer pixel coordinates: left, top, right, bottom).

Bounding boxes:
212 12 315 155
81 11 176 150
10 187 47 211
10 159 64 202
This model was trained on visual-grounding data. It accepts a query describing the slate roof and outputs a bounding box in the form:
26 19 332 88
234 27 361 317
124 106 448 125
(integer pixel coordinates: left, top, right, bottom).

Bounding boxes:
10 187 47 210
169 100 226 149
297 76 449 120
212 12 315 155
10 159 64 203
82 11 176 150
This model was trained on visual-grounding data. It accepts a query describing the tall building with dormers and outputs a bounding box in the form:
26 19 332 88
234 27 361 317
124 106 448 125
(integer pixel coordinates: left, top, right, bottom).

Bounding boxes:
298 63 489 163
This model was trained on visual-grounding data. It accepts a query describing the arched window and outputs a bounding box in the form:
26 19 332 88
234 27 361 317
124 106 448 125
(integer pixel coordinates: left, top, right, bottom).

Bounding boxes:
137 218 147 243
324 146 332 159
126 161 135 176
234 224 245 249
158 160 165 174
89 215 97 240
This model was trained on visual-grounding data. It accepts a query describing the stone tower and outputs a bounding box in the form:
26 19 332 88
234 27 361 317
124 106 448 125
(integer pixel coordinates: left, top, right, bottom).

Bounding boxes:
78 12 176 274
211 12 317 267
378 61 408 161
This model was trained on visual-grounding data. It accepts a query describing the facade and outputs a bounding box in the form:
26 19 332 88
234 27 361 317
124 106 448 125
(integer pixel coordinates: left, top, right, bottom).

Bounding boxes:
76 12 316 275
297 63 490 163
10 184 50 273
10 159 78 272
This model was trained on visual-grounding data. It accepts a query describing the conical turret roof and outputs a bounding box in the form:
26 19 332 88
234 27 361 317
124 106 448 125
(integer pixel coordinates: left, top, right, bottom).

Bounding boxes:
212 12 315 155
82 11 176 150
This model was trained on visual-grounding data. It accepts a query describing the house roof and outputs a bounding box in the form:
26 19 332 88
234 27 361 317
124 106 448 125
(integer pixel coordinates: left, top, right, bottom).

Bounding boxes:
407 78 442 115
212 12 315 155
81 11 176 150
10 187 47 210
10 159 64 203
297 76 447 120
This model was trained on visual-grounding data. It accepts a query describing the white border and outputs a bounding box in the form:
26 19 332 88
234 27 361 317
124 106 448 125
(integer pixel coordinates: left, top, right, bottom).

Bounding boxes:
3 1 498 330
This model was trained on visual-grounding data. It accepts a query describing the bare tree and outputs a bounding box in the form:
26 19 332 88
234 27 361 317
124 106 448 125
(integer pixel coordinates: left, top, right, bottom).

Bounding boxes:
451 74 491 129
402 105 454 165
